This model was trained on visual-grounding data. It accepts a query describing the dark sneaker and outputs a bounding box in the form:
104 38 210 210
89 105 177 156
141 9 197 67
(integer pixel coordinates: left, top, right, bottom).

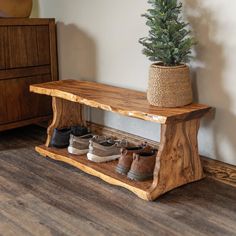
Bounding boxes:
71 125 89 137
116 144 150 175
87 138 128 163
51 128 71 148
127 149 157 181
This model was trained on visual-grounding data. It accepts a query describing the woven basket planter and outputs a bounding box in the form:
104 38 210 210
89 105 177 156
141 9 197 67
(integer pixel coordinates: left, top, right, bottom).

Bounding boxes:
147 63 193 107
0 0 32 18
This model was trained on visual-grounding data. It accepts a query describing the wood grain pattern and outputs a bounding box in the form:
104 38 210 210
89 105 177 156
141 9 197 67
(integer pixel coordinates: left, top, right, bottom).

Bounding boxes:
0 18 58 132
6 25 50 68
0 66 50 81
36 145 151 200
7 26 37 68
87 121 236 188
31 80 211 200
0 81 7 124
0 75 52 125
148 119 204 200
202 157 236 187
1 122 234 236
0 18 54 26
30 80 211 124
0 26 7 69
0 116 51 132
36 26 50 65
1 126 236 236
46 98 83 146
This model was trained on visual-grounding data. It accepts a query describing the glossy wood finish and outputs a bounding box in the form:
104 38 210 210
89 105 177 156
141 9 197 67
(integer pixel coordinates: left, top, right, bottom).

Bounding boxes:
0 18 58 132
88 121 236 188
31 80 211 200
46 98 82 146
1 126 236 236
30 80 211 124
36 145 152 200
149 119 204 200
36 119 204 201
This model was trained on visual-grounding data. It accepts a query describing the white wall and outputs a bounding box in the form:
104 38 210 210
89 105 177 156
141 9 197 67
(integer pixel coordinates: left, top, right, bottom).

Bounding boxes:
34 0 236 166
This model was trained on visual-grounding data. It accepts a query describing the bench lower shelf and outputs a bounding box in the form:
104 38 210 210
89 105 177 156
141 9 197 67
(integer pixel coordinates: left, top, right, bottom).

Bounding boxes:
36 145 153 200
30 81 211 201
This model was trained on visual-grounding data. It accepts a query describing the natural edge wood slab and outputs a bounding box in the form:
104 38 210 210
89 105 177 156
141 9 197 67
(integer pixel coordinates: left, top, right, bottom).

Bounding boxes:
30 80 211 124
31 80 212 201
36 145 153 201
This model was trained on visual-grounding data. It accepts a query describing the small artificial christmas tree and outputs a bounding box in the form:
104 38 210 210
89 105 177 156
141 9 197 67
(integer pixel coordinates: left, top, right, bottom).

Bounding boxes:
139 0 195 66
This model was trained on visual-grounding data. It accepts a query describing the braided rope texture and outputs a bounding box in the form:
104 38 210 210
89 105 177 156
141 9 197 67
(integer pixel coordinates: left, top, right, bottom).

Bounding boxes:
147 64 193 107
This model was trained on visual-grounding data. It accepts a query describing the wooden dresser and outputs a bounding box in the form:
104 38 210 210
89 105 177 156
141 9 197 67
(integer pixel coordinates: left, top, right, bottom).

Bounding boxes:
0 18 58 132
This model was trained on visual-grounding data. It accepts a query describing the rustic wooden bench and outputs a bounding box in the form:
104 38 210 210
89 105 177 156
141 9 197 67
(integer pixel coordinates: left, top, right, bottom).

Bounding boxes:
30 79 211 201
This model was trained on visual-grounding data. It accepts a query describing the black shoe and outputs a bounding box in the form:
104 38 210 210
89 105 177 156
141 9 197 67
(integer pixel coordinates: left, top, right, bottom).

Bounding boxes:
51 128 71 148
71 125 89 137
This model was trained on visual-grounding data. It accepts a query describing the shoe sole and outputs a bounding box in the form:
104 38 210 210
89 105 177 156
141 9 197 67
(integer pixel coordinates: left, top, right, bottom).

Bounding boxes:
115 165 129 175
68 146 89 155
87 153 120 163
127 171 153 181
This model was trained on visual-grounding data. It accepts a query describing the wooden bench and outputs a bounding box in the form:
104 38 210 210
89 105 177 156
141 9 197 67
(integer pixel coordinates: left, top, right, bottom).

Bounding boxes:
30 79 211 201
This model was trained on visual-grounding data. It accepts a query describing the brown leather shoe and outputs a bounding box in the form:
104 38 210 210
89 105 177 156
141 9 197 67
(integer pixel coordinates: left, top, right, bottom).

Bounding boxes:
116 146 144 175
127 150 157 181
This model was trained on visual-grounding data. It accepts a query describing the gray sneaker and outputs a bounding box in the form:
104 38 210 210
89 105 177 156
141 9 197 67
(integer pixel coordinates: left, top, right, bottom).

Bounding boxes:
68 133 93 155
87 139 128 163
68 134 107 155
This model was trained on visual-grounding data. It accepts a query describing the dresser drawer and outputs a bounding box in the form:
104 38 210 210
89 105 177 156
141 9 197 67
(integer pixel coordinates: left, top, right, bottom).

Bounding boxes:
5 25 50 69
0 75 52 124
0 18 57 131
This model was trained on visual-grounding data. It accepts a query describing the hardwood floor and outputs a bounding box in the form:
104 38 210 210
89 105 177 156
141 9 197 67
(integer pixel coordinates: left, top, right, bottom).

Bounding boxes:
0 126 236 236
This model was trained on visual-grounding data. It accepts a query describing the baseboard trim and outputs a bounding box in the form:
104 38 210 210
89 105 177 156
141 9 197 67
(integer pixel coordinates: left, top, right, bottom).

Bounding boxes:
87 121 236 188
201 157 236 188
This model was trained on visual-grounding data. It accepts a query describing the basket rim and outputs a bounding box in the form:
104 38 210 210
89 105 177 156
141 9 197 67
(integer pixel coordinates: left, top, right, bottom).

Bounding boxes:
151 62 187 69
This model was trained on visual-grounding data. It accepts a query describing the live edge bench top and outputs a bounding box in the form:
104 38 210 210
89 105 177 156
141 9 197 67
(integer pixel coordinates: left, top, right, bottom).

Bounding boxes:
30 79 211 124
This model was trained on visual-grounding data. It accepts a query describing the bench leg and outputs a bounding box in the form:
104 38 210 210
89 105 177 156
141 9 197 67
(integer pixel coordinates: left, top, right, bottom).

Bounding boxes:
147 119 204 201
46 97 83 147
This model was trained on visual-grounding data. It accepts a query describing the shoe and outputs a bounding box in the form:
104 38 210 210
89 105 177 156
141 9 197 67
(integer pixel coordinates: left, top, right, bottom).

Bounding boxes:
71 125 89 137
87 138 128 163
51 128 71 148
127 149 157 181
68 133 94 155
116 144 149 175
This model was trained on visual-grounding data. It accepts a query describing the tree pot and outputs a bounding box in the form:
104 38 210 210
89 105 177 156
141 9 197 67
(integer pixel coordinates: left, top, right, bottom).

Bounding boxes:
0 0 33 18
147 63 193 108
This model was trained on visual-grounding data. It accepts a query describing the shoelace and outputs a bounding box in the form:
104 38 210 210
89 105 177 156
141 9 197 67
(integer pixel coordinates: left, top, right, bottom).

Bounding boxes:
113 139 128 147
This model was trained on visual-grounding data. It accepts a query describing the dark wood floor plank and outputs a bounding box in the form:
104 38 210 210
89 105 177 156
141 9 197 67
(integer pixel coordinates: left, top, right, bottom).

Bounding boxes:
0 156 158 236
0 211 33 236
0 149 202 235
0 126 236 236
0 193 108 236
